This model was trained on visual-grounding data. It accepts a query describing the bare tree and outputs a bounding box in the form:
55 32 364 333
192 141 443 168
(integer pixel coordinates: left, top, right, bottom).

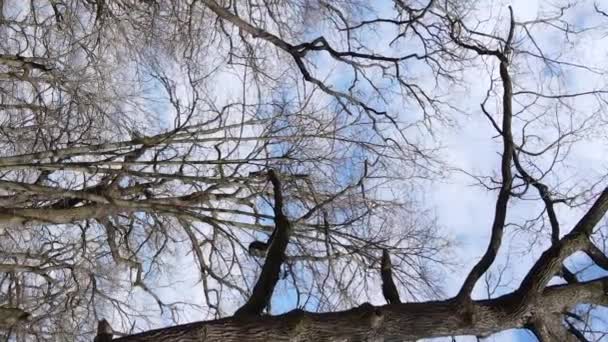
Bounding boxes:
2 0 608 341
0 1 450 340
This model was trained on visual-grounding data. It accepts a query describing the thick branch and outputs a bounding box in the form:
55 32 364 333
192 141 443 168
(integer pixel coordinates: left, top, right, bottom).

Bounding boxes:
528 317 578 342
561 266 578 283
0 307 29 328
518 187 608 296
565 319 591 342
458 61 514 300
234 170 292 316
94 319 113 342
457 8 516 300
584 241 608 271
0 54 52 72
381 249 401 304
0 204 130 226
113 277 608 341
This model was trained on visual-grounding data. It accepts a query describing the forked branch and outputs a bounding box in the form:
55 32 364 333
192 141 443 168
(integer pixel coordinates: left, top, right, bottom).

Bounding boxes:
234 169 292 316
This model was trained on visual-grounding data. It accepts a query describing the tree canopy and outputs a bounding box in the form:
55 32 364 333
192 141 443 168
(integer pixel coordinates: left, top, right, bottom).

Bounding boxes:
1 0 608 341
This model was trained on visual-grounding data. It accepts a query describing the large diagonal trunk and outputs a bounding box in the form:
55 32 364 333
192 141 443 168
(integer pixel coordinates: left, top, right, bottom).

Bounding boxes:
113 277 607 341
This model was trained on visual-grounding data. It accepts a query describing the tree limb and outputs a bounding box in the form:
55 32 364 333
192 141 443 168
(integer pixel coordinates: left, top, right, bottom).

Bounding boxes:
113 277 608 341
518 187 608 297
234 169 292 316
0 307 29 328
457 9 516 299
381 249 401 304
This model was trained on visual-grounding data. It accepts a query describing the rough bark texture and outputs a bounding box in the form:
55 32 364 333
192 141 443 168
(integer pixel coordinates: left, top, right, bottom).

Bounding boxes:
112 277 608 341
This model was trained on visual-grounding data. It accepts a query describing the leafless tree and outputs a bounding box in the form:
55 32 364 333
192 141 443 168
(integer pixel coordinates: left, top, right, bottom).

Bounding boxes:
1 0 608 341
0 1 451 340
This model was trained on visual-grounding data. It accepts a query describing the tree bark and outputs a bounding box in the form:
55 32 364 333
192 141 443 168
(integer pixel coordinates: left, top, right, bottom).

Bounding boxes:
381 249 401 304
113 277 608 341
234 169 292 316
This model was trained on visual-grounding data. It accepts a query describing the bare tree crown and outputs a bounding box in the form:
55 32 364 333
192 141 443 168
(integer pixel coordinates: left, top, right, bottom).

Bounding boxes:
1 1 608 341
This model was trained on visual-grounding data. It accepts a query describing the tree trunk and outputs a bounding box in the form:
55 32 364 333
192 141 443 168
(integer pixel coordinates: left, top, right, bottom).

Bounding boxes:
113 277 607 341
